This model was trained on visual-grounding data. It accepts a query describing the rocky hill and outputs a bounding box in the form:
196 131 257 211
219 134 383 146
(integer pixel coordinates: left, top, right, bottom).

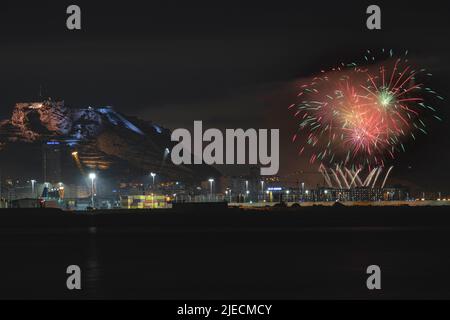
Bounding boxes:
0 99 219 183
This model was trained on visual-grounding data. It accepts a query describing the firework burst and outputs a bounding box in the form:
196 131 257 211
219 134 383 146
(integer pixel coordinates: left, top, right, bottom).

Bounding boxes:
290 49 443 168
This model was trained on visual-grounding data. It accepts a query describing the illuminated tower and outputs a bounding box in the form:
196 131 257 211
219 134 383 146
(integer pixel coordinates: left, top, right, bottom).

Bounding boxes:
42 141 62 183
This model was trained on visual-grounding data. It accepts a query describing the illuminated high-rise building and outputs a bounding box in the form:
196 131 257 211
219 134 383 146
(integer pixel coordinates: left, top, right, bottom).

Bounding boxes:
42 141 62 183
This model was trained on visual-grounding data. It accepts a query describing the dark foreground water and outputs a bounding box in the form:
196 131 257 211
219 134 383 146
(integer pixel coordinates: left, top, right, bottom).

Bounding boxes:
1 205 450 299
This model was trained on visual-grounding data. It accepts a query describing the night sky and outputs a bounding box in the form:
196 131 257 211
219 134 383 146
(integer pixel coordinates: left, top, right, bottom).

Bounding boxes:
1 0 450 191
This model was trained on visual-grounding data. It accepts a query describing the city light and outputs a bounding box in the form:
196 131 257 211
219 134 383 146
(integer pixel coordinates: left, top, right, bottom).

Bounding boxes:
150 172 156 187
30 180 36 198
226 188 232 202
208 178 214 197
89 173 96 208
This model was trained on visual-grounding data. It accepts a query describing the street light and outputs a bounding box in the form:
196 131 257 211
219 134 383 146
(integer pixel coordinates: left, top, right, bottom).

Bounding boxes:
260 180 264 200
150 172 156 188
208 178 214 199
89 173 96 207
301 182 305 200
30 180 36 198
286 189 290 202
